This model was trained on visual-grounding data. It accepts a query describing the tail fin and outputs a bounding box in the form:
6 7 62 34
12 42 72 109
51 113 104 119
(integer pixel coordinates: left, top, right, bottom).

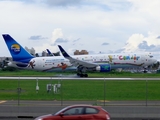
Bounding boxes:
46 49 54 56
58 45 70 58
2 34 34 62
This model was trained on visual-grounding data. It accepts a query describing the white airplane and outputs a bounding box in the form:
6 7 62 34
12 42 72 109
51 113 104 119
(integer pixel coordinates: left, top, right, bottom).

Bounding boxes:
2 34 157 77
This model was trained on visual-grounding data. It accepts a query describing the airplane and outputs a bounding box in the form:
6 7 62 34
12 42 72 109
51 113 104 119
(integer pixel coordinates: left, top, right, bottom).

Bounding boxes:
58 45 157 76
2 34 157 77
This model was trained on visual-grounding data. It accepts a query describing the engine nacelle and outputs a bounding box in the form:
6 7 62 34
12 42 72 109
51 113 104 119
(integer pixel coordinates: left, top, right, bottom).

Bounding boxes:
96 64 111 72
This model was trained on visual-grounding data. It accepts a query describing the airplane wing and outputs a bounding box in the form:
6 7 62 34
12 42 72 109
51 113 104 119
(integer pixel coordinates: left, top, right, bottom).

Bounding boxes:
58 45 97 68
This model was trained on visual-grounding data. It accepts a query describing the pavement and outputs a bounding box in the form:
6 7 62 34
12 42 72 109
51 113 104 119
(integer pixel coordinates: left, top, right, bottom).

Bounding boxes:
0 77 160 120
1 76 160 80
0 100 160 120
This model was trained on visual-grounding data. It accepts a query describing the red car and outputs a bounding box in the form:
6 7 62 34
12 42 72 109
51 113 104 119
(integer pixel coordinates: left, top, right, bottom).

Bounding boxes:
35 104 110 120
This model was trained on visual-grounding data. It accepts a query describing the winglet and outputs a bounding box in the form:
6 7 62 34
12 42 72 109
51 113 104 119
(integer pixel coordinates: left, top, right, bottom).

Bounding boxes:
58 45 70 58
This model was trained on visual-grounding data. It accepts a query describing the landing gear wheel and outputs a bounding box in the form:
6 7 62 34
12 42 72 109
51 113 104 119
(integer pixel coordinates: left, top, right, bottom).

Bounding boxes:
84 74 88 77
77 73 80 76
78 74 88 77
80 74 84 77
77 65 88 77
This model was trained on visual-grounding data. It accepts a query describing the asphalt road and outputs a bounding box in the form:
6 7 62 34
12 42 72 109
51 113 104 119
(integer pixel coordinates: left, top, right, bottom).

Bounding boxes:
0 77 160 120
0 100 160 120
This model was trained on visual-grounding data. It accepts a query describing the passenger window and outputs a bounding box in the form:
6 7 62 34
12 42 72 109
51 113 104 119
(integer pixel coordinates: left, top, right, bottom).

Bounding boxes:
85 107 98 114
63 107 83 115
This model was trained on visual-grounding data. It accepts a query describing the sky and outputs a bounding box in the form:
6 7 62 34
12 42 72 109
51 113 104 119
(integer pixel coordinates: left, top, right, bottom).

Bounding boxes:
1 0 160 58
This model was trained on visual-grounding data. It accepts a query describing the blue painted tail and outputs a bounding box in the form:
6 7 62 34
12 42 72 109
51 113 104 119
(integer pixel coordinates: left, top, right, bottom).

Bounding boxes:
2 34 34 63
46 49 54 56
58 45 70 58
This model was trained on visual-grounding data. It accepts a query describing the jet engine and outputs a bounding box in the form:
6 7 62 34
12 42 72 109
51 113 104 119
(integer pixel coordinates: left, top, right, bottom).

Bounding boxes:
96 64 111 72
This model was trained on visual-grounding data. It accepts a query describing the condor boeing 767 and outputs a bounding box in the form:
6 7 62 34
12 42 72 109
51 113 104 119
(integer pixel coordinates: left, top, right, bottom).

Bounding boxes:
2 34 157 77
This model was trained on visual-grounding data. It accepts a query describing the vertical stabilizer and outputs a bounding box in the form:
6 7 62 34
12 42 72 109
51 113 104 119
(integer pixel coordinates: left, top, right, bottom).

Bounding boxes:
46 49 54 56
2 34 34 62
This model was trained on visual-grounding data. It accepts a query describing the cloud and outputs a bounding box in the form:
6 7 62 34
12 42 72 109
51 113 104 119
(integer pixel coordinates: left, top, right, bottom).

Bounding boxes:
102 42 109 45
114 48 125 53
122 34 145 52
44 0 81 7
31 28 65 54
148 45 160 52
29 35 48 40
0 0 36 4
138 41 156 50
50 28 63 44
73 38 80 42
121 32 160 53
55 38 68 43
157 36 160 39
2 0 160 57
88 50 96 55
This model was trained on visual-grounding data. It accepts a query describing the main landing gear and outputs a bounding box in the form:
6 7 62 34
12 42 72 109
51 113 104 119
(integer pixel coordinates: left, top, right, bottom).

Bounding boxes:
77 65 88 77
77 73 88 77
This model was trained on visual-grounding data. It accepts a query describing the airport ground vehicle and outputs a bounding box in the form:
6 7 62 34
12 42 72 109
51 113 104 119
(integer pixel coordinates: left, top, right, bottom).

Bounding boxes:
34 104 110 120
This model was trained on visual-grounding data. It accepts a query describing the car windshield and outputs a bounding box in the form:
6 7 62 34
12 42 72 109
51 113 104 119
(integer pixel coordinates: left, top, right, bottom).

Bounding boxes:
54 106 70 115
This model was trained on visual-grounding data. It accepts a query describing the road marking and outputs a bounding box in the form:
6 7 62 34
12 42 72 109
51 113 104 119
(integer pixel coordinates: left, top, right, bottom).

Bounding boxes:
0 101 6 104
97 100 110 102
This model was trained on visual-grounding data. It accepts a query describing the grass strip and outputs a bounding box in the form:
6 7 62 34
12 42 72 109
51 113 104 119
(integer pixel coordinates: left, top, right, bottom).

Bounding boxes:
0 79 160 101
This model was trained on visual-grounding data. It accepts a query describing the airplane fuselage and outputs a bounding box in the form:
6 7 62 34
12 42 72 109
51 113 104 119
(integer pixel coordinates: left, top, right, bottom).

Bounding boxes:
8 53 156 72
